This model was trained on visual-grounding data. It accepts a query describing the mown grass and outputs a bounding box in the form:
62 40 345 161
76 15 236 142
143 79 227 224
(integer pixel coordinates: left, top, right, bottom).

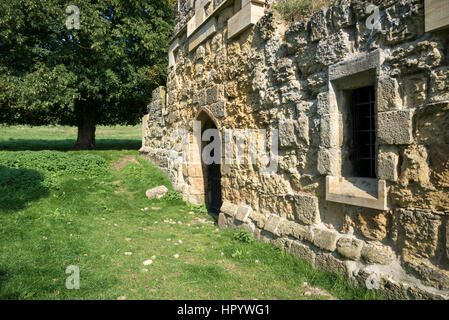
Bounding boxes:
0 126 383 300
0 125 141 151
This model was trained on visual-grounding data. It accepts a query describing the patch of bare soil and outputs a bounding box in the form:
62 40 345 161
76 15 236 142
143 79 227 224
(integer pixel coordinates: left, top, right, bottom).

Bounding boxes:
112 155 140 170
300 282 337 300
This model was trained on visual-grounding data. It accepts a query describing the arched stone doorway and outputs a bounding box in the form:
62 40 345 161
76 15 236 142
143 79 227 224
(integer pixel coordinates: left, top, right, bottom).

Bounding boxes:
189 109 222 214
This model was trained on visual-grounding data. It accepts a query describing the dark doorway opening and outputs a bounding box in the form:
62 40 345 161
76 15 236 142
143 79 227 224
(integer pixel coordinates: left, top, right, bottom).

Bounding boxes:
199 113 222 215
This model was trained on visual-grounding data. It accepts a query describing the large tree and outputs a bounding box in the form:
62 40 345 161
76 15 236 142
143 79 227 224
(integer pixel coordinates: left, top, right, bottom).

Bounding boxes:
0 0 173 149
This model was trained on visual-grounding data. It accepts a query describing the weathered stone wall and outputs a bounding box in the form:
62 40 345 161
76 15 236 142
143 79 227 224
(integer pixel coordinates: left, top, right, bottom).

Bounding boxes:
141 0 449 299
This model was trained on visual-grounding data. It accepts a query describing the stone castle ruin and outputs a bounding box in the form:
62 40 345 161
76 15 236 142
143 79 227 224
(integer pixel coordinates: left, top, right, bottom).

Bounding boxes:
140 0 449 299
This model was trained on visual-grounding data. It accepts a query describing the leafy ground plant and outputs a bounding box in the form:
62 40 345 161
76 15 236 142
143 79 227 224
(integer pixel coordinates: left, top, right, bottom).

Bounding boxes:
0 126 383 300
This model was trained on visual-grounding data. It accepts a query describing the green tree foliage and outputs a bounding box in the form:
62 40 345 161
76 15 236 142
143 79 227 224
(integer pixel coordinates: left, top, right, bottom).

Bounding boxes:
0 0 174 149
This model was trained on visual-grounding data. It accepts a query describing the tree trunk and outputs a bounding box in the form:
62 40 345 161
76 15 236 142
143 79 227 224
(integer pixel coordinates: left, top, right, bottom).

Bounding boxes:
74 102 96 150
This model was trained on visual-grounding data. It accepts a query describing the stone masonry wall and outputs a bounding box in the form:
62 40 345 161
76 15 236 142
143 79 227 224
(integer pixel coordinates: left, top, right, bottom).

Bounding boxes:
141 0 449 299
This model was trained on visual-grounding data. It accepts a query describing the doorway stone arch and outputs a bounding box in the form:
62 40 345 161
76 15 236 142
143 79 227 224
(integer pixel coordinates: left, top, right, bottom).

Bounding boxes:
187 108 223 214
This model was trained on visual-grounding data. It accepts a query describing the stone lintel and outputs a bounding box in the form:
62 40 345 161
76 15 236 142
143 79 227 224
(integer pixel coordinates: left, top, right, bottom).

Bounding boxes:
329 49 383 81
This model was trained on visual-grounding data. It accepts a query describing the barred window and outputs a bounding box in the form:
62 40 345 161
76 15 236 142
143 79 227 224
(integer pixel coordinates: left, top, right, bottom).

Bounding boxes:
351 86 376 178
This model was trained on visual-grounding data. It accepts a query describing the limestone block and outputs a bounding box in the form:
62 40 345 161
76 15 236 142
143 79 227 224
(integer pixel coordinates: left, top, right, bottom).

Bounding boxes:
377 146 399 182
355 209 391 242
193 89 207 106
235 204 253 222
336 237 363 261
206 85 224 105
403 253 449 290
152 86 166 102
145 186 168 200
377 77 403 112
297 114 310 145
403 75 427 109
187 164 203 177
140 114 149 150
446 219 449 260
425 0 449 32
329 49 382 81
377 110 414 145
317 148 341 176
259 230 275 243
292 194 320 225
310 8 328 42
289 241 316 266
416 101 449 145
320 114 343 148
429 144 449 187
407 285 449 300
236 221 256 234
312 227 340 252
263 214 282 235
218 212 229 229
279 118 309 148
331 0 355 28
396 209 441 259
211 100 226 119
277 219 313 242
187 0 216 37
315 253 347 275
271 237 288 248
361 242 395 265
189 17 217 52
317 92 337 115
249 211 267 229
189 177 205 194
227 0 265 39
221 201 237 217
429 67 449 103
399 145 430 185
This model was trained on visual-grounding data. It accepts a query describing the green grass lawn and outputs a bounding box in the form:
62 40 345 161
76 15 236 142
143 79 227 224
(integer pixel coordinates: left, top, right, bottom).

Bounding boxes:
0 125 382 300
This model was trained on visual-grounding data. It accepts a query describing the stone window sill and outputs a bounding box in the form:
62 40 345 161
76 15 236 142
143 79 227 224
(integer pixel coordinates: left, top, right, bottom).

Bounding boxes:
325 176 390 211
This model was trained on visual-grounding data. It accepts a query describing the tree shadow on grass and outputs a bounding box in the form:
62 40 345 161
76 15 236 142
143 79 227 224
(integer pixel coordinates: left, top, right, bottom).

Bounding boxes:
0 269 22 300
0 139 141 151
0 166 49 212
